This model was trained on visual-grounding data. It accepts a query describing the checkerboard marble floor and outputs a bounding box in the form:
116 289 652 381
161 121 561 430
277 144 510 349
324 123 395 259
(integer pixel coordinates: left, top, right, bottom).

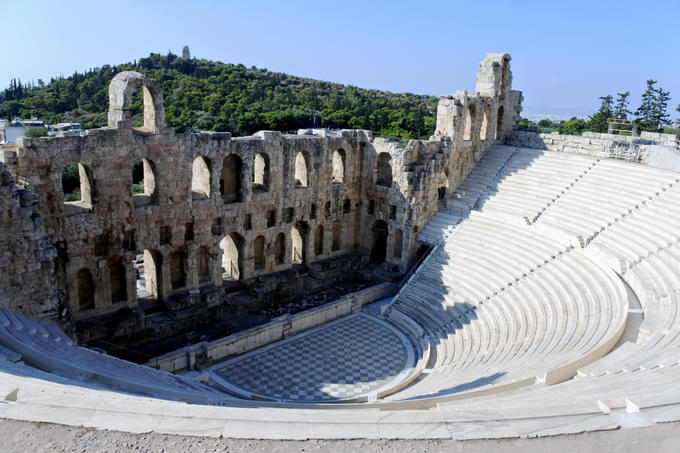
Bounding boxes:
210 313 413 402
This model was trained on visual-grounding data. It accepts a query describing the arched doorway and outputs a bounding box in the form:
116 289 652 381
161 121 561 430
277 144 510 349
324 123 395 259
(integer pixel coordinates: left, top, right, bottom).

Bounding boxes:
274 232 286 264
77 268 95 310
254 235 265 270
370 220 388 264
291 223 308 264
220 233 243 280
314 225 324 256
109 260 127 303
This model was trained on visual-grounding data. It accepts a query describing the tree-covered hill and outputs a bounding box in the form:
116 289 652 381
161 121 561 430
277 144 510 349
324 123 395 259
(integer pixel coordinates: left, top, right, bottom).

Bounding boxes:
0 52 437 139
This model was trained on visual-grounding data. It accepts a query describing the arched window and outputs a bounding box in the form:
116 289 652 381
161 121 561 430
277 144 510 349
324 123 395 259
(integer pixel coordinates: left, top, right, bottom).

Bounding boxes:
463 104 476 140
332 220 341 252
294 151 309 187
170 250 186 289
253 153 270 192
254 235 265 270
62 163 93 208
314 225 324 256
480 105 491 140
221 154 242 202
220 233 243 280
191 156 211 199
77 268 95 310
274 232 286 265
393 229 403 259
131 159 157 205
109 261 127 303
376 153 392 187
495 105 504 140
198 246 210 283
332 149 345 183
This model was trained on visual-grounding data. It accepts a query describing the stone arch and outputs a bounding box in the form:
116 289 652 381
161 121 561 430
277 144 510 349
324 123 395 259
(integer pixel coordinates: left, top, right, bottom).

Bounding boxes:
191 156 211 199
314 225 324 256
393 229 403 259
131 159 157 204
438 168 449 200
332 149 345 183
143 250 162 299
370 220 388 264
463 103 476 140
197 246 210 283
108 71 165 133
170 250 186 290
109 260 127 303
254 235 266 270
495 105 504 140
77 267 95 310
253 152 270 192
221 154 242 202
62 162 93 208
274 232 286 265
294 151 309 187
220 233 244 280
480 105 492 140
376 153 392 187
332 220 341 252
291 223 308 263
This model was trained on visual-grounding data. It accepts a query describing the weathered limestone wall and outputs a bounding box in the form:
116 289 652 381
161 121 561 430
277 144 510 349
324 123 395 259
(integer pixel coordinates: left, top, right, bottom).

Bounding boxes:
0 162 59 320
509 130 680 165
0 53 522 335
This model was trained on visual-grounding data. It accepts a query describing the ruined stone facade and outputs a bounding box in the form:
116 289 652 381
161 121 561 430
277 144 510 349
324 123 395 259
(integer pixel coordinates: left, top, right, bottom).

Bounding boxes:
0 162 59 320
0 54 519 345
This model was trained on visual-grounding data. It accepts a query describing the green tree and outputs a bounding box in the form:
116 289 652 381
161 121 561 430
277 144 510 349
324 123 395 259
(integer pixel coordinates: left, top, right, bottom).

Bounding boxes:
586 95 612 132
635 80 657 131
652 86 671 130
24 127 48 138
613 92 631 119
635 80 672 132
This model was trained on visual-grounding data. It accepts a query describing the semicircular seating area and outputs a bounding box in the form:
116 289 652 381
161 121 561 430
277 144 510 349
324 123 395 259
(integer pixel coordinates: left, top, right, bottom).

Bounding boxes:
1 144 680 438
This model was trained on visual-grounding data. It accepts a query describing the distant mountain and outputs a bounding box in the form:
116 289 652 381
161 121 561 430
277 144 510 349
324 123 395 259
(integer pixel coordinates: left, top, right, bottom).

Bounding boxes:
0 53 438 139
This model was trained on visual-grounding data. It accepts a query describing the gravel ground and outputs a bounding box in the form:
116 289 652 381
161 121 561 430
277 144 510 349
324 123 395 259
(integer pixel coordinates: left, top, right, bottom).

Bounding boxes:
1 418 679 453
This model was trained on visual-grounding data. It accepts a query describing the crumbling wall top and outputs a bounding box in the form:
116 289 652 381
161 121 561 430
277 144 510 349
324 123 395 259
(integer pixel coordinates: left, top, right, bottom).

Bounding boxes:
475 53 512 97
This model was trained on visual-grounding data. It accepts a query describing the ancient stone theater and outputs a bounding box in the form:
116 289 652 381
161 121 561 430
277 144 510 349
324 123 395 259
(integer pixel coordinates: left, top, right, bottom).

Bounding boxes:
1 53 679 440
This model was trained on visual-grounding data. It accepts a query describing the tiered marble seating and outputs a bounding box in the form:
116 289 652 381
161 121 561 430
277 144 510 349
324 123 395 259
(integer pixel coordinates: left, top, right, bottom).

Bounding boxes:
534 158 679 245
0 308 230 404
385 214 628 400
474 149 596 221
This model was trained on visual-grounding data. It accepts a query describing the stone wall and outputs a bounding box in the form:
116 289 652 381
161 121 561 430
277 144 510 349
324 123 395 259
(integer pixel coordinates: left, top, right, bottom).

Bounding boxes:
509 130 680 165
0 53 521 342
0 162 59 320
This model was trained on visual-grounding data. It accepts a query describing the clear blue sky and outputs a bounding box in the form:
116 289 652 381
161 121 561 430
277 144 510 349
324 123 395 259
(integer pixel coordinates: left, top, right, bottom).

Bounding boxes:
3 0 679 119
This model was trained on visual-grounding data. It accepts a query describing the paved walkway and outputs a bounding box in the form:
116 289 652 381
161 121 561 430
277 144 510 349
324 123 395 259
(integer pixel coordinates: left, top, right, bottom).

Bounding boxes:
210 313 413 402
